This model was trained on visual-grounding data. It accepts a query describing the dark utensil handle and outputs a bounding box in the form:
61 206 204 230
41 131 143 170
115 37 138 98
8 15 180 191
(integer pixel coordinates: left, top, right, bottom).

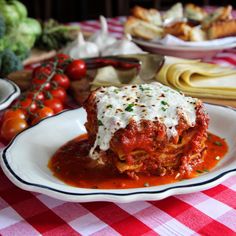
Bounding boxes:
85 57 142 71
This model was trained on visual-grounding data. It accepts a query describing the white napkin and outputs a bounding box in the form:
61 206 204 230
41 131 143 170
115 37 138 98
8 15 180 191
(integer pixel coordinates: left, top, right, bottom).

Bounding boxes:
152 34 236 47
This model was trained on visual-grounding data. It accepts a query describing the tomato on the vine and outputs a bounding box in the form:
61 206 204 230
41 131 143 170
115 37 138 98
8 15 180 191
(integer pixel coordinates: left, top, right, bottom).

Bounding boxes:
56 53 70 62
50 54 71 69
3 108 26 122
49 87 67 103
31 106 54 125
33 65 52 78
66 59 86 80
44 98 63 114
32 77 51 90
1 118 28 141
27 90 45 101
51 73 70 89
36 106 54 118
19 98 37 112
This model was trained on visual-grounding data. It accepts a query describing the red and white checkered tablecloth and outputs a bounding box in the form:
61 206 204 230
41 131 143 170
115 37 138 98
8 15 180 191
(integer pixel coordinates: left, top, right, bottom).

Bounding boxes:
0 17 236 236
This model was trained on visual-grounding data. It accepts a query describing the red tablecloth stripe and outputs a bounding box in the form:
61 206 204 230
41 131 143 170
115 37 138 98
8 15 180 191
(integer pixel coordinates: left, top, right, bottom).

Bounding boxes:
151 197 236 235
211 56 236 65
0 169 79 235
83 202 154 236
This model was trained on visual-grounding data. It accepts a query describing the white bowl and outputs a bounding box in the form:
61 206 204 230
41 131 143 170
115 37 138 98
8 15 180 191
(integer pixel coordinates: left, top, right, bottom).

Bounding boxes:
133 38 236 59
1 104 236 203
0 78 20 110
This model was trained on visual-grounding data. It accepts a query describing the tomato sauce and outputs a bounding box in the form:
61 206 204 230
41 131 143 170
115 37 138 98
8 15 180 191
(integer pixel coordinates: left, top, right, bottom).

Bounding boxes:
48 133 228 189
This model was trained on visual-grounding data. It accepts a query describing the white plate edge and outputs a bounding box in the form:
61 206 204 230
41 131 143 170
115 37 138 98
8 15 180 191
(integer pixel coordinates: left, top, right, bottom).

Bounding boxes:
1 104 236 203
0 78 20 110
133 38 236 52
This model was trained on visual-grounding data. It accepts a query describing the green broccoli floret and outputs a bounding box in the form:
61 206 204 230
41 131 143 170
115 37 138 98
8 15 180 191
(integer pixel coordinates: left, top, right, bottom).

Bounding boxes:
0 13 6 38
0 48 23 77
11 41 30 60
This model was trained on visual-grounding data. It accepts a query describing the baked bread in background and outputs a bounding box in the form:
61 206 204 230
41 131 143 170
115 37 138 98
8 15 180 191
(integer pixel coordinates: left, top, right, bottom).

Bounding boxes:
124 16 163 40
201 5 232 29
164 22 192 41
184 3 207 22
124 3 236 41
131 6 162 26
162 2 183 24
208 19 236 39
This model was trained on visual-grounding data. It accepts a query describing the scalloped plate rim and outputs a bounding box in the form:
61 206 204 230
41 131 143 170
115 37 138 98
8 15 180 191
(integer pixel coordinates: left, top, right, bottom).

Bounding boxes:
1 104 236 203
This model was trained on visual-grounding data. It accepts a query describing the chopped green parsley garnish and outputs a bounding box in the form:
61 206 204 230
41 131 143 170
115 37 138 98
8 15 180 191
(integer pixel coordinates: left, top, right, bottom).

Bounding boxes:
139 85 151 91
161 107 167 112
114 89 119 94
98 120 103 126
161 100 169 106
214 141 222 146
107 104 113 108
139 85 144 91
125 104 135 112
196 169 209 174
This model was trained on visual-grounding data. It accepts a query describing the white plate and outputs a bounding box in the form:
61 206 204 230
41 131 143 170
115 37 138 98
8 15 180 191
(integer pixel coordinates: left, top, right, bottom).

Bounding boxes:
1 104 236 203
0 78 20 110
133 38 236 59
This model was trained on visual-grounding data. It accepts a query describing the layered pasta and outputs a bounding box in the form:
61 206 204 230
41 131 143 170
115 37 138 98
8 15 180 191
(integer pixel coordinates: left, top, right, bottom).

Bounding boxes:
84 82 209 179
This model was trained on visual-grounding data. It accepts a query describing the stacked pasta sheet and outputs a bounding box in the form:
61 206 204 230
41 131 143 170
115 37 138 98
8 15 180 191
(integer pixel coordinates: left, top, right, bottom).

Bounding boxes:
155 57 236 99
92 56 236 99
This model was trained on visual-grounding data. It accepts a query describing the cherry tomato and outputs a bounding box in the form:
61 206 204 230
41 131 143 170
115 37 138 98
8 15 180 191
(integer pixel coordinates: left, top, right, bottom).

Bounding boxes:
19 98 37 112
49 54 71 70
51 73 70 89
3 108 26 122
32 77 51 90
36 106 54 118
31 106 54 125
50 87 67 103
33 65 52 78
44 98 63 114
66 59 86 80
1 118 28 141
56 53 70 62
27 90 45 101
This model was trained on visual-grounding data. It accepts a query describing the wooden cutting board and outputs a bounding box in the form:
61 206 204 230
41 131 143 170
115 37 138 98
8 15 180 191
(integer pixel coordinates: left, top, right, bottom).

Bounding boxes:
7 71 236 108
23 49 57 66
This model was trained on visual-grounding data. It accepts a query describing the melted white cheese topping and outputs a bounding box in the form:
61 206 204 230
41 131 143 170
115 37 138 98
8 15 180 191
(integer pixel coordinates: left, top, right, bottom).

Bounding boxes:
90 82 198 157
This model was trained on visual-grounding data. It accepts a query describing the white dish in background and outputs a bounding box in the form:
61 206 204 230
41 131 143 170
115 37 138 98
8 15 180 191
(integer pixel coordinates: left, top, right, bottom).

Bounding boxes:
1 104 236 203
133 38 236 59
0 78 20 110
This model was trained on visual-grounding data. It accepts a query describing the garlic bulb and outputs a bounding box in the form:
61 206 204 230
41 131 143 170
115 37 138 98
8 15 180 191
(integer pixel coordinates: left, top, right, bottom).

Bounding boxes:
101 34 145 56
62 32 99 58
89 15 117 51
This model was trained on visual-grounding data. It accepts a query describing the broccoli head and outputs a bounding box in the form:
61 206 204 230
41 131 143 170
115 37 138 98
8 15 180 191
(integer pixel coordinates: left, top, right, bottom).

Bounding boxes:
11 41 30 60
0 48 23 77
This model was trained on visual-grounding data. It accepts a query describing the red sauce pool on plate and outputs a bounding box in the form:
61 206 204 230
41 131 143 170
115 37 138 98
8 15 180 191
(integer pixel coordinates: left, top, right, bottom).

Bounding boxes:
48 133 228 189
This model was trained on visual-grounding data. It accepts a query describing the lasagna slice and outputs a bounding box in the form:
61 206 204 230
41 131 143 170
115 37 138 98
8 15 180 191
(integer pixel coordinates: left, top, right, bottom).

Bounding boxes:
84 82 209 179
